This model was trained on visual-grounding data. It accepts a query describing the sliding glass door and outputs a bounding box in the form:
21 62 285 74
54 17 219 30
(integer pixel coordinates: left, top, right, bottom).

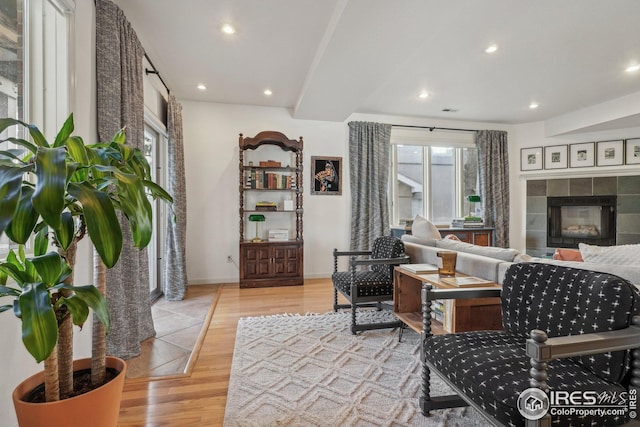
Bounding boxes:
144 123 167 301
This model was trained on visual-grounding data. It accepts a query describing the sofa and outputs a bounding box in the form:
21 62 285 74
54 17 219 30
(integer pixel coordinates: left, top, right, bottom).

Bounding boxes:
401 234 640 288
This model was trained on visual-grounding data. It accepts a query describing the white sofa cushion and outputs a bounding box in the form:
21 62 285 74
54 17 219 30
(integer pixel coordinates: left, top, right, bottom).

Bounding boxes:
411 215 442 240
578 243 640 266
435 239 521 262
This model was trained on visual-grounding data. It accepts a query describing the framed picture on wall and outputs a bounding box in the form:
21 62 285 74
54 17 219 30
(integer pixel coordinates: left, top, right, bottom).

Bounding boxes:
544 145 567 169
311 156 342 195
596 140 624 166
521 147 542 171
625 138 640 165
569 142 595 168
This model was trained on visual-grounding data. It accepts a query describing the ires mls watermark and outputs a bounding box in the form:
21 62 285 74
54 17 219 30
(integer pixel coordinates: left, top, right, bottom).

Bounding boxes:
517 388 637 421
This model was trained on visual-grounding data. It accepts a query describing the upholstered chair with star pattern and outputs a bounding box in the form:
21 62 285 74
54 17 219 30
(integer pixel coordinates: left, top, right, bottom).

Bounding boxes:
420 262 640 427
332 236 409 334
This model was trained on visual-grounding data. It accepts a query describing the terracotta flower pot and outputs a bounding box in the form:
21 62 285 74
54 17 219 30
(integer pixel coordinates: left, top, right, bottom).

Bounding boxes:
12 356 126 427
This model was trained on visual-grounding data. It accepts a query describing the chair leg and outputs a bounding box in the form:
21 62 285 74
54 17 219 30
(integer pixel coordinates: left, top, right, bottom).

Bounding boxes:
333 287 338 312
420 361 432 415
398 322 406 342
351 302 357 335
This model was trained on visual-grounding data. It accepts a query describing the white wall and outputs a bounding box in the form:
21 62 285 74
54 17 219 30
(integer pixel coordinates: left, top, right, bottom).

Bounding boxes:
182 105 514 283
0 1 96 425
182 102 351 283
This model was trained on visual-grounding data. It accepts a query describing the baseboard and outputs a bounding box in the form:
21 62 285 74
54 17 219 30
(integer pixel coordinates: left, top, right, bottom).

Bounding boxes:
188 273 331 286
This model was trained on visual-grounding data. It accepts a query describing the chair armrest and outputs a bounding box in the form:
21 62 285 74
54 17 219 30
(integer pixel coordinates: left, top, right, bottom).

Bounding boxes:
333 249 372 273
526 325 640 361
422 287 501 303
350 255 410 267
333 249 372 257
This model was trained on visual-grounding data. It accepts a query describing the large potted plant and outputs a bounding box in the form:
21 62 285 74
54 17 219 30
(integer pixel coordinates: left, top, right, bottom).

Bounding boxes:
0 115 172 427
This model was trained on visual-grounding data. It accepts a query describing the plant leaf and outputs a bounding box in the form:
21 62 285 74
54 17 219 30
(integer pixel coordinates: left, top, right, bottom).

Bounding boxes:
29 252 64 286
53 114 74 148
60 294 89 328
111 168 153 248
0 284 20 297
19 282 57 363
0 164 31 237
58 283 110 332
32 147 67 231
34 225 49 256
67 182 122 268
54 212 75 251
5 186 38 244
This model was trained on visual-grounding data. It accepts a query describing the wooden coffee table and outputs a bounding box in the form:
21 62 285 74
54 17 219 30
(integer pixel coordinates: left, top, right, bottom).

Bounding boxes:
393 267 502 334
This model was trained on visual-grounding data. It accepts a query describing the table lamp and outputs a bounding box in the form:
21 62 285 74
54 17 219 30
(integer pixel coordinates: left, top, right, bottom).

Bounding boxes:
466 195 482 220
248 214 266 242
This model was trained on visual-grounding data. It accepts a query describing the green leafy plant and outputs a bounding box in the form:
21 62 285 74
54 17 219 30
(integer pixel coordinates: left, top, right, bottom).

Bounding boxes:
0 115 172 402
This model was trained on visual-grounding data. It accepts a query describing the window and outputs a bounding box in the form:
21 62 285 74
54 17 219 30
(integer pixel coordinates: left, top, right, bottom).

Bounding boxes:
390 129 478 226
0 0 73 257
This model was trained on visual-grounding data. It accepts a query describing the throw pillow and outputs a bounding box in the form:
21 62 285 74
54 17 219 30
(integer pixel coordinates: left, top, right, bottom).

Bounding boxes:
552 248 583 262
578 243 640 266
411 215 442 240
435 238 521 262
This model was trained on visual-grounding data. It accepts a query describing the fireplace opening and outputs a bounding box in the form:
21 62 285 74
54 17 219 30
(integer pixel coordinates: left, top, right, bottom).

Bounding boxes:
547 196 616 248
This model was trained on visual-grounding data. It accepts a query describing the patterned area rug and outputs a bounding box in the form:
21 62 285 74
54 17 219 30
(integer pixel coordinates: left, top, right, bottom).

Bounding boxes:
223 311 486 426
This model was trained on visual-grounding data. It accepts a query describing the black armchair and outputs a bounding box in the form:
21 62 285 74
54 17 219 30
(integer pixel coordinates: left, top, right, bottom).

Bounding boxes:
332 236 409 334
420 263 640 427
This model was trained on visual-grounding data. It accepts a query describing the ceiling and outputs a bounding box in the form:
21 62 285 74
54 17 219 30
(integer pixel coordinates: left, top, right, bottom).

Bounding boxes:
113 0 640 125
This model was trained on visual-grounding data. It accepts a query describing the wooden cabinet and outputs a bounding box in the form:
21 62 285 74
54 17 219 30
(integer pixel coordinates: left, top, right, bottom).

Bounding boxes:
439 227 494 246
240 241 303 287
239 131 303 288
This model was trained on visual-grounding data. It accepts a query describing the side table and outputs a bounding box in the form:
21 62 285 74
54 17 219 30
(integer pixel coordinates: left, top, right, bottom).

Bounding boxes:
393 267 502 334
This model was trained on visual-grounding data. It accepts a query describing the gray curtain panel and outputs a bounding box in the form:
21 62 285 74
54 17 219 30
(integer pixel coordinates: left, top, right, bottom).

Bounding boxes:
163 95 188 300
96 0 155 359
348 121 392 250
477 130 510 248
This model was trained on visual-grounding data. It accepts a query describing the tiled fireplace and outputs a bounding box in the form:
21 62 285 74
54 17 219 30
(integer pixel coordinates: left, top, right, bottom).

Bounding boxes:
526 175 640 256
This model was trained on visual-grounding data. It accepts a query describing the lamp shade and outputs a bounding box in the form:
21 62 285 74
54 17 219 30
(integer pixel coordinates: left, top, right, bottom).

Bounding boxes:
249 214 266 222
468 195 481 203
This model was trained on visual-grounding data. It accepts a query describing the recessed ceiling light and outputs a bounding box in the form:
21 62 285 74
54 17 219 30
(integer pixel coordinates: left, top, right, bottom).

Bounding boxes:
626 64 640 73
529 102 539 109
221 24 236 35
485 44 498 54
263 89 273 96
418 91 429 99
197 84 207 91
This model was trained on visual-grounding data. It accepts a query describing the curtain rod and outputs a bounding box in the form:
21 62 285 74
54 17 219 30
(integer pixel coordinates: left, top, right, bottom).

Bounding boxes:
144 53 170 96
391 124 478 133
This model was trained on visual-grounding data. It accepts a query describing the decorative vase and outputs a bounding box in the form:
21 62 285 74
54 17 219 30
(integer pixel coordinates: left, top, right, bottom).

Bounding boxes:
12 356 126 427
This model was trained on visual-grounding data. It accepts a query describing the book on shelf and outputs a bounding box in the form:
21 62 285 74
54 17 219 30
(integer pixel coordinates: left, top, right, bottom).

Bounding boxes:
399 263 439 274
439 276 495 287
245 170 295 189
255 201 277 211
268 229 289 241
451 217 485 228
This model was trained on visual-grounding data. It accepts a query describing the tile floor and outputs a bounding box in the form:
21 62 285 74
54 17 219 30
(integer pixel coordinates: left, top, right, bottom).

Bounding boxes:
125 284 220 379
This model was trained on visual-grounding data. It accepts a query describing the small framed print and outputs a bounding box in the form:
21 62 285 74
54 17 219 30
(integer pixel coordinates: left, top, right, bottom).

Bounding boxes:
521 147 542 171
569 142 595 168
626 138 640 165
596 140 624 166
311 156 342 195
544 145 567 169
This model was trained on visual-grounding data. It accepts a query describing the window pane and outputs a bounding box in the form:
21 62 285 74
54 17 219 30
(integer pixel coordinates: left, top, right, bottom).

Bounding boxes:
431 147 454 223
0 0 22 255
396 145 423 222
462 147 479 217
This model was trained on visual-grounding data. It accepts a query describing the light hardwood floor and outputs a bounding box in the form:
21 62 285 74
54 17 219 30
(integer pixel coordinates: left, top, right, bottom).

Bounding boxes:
118 278 341 427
